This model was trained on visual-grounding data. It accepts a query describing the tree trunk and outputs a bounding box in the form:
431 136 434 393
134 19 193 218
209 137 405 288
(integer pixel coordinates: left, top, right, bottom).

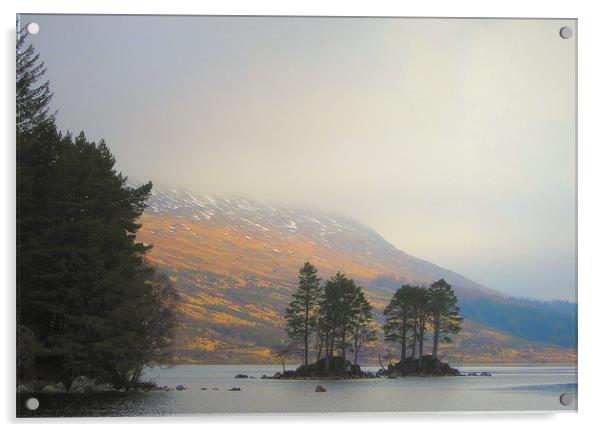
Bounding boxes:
411 319 418 360
329 331 335 357
432 316 440 359
304 299 309 367
304 321 309 367
326 331 335 372
353 329 359 366
316 334 324 362
378 354 386 371
400 308 407 363
130 364 143 385
418 322 425 366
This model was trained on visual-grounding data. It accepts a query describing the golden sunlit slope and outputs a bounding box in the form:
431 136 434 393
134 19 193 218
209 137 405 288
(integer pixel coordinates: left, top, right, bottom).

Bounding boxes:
135 187 576 364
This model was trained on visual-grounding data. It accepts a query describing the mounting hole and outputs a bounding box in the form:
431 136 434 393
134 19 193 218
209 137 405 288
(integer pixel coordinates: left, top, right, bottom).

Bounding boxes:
559 26 573 39
25 397 39 410
559 392 574 406
26 22 39 35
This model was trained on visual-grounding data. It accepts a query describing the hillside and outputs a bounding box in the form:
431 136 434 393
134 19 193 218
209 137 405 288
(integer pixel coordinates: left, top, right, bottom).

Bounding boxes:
135 186 576 364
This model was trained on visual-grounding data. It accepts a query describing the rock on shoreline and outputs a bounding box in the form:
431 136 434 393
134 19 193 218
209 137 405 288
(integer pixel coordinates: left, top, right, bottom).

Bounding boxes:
17 375 177 394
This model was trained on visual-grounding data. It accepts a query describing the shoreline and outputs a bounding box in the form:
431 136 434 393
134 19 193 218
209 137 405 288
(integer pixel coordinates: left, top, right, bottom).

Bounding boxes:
150 362 578 368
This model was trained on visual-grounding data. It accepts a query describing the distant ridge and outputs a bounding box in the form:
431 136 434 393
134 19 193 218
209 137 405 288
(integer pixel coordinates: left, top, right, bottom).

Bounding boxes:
142 185 499 296
133 185 576 363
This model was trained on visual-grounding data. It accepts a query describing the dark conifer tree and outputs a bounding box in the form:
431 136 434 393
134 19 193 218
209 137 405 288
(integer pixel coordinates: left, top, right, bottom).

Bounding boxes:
315 272 373 369
284 262 321 367
351 291 377 366
337 276 362 362
383 285 415 362
16 29 63 380
412 287 430 365
318 272 349 362
16 26 54 133
427 279 463 359
16 33 179 385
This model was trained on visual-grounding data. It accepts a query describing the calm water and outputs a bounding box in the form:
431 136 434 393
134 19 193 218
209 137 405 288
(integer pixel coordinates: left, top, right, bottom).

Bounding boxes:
17 364 577 417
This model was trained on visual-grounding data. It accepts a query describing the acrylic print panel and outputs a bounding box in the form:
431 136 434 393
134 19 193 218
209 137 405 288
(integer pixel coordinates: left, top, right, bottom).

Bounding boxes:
16 15 577 416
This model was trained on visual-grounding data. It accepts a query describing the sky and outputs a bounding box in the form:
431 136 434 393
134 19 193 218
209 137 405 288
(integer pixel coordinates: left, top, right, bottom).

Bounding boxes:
23 15 576 301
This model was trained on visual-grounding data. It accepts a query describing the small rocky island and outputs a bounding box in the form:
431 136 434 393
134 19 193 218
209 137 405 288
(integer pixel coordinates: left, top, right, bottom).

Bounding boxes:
264 356 376 379
381 355 461 377
259 354 462 380
270 266 469 381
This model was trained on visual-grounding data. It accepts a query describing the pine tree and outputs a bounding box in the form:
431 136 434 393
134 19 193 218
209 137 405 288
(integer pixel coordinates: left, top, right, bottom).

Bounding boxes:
16 29 62 380
412 287 430 365
284 262 321 367
315 272 372 369
427 279 463 359
318 272 349 362
337 276 362 362
16 26 54 133
383 285 415 362
351 290 377 366
16 34 179 385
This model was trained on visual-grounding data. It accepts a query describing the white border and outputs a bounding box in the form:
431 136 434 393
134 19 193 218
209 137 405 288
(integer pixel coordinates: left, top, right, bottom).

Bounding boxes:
2 0 600 430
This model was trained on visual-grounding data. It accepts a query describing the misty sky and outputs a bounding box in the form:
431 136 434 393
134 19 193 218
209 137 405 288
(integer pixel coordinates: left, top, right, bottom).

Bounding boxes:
24 15 576 301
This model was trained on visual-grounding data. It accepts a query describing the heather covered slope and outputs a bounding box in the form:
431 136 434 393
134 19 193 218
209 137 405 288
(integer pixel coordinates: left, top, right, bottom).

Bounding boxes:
136 187 576 364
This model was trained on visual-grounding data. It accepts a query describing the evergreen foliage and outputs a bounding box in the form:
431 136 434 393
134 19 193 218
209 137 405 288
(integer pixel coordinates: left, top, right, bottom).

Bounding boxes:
384 280 463 362
384 285 416 362
351 290 377 366
284 262 321 366
16 32 179 386
16 27 54 133
316 272 374 366
284 266 376 371
427 279 463 359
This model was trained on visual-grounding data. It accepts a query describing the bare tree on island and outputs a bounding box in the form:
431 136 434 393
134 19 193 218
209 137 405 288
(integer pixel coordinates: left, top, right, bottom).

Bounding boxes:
284 262 321 367
272 347 290 373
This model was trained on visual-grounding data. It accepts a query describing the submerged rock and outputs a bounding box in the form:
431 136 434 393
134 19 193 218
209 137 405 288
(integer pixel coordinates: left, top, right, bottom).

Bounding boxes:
315 385 327 392
234 374 248 379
